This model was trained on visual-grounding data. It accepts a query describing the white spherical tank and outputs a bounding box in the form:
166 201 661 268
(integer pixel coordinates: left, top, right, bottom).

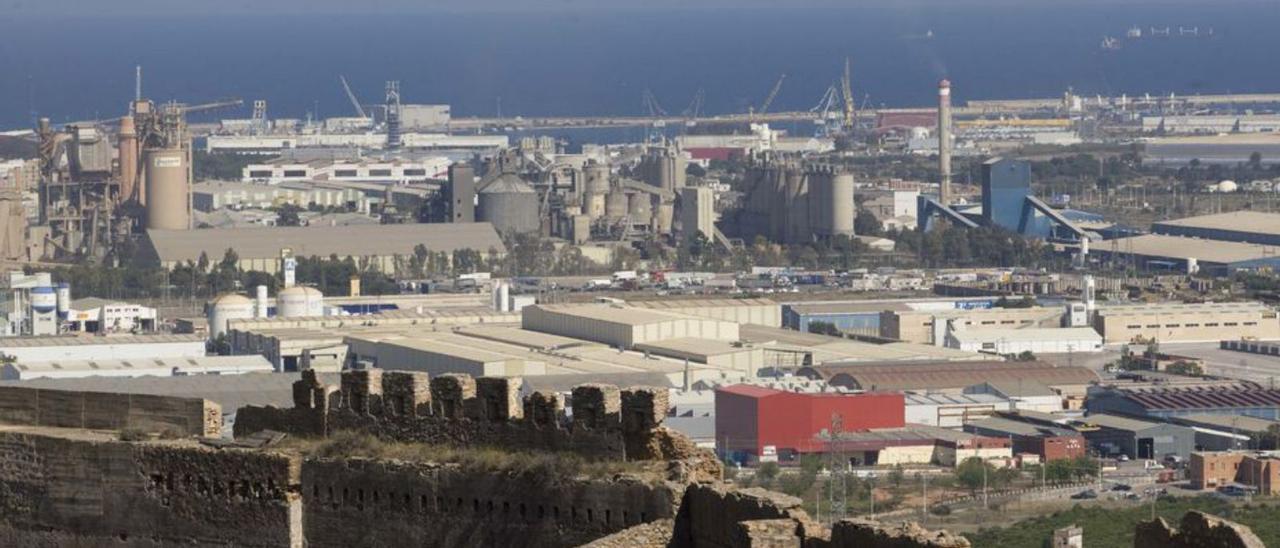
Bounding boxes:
30 286 57 315
278 286 324 318
208 293 254 339
1217 180 1238 193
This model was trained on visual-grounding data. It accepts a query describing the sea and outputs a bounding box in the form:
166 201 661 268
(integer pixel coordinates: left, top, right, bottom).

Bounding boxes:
2 3 1278 143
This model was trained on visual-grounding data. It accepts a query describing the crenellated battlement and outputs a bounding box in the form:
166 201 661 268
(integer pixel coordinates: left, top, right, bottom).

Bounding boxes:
236 369 696 465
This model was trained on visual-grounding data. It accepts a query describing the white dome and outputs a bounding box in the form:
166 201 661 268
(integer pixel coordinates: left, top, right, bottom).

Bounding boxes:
211 293 253 305
1217 180 1238 192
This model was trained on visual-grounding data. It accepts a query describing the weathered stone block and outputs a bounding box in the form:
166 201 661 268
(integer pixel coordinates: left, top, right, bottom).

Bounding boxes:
341 369 384 415
430 374 476 419
382 371 431 417
293 370 325 409
476 377 523 421
734 519 802 547
621 387 668 433
572 384 621 429
523 391 564 427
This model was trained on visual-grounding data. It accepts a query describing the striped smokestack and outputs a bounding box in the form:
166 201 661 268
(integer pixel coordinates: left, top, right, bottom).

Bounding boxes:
938 79 952 206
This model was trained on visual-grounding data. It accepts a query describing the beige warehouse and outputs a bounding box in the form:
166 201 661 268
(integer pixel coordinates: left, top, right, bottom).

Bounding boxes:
1094 302 1280 344
522 303 740 348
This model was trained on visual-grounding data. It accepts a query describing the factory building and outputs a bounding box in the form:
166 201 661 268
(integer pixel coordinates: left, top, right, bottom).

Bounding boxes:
879 306 1063 345
521 303 739 349
1151 211 1280 247
1075 413 1197 460
626 298 781 328
964 414 1087 462
193 180 366 212
945 327 1104 355
1085 385 1280 421
345 332 548 377
799 360 1098 408
1091 234 1280 275
243 156 451 184
1190 451 1280 494
0 355 272 381
204 133 508 155
63 298 157 334
1141 114 1280 134
715 384 905 460
0 334 206 363
1092 302 1280 344
963 380 1065 413
904 393 1011 428
137 222 505 275
781 297 999 336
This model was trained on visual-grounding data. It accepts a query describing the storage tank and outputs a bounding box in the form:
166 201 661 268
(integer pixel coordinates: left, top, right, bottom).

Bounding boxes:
278 286 324 318
30 286 56 315
255 285 269 318
654 201 675 234
144 147 191 230
497 282 510 312
829 172 855 236
55 283 71 320
208 293 254 339
585 162 610 194
605 190 628 221
477 173 540 234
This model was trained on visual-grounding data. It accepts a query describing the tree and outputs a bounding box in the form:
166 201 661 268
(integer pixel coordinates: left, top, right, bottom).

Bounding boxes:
276 203 303 227
757 462 780 482
1165 360 1204 377
854 210 883 236
807 321 842 337
955 457 991 493
1249 151 1263 170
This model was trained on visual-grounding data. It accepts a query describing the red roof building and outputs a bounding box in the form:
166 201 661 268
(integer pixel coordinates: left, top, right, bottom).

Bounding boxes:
715 385 905 458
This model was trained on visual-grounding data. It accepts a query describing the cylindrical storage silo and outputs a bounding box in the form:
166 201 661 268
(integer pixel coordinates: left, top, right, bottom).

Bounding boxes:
605 190 628 221
30 286 56 316
830 172 855 236
654 201 674 234
477 174 540 234
586 162 610 194
497 282 510 312
278 286 324 318
55 283 71 319
255 285 269 318
144 147 190 230
208 293 254 339
628 193 652 221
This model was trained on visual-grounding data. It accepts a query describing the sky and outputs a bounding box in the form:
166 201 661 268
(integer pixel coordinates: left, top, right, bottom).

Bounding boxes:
8 0 1251 17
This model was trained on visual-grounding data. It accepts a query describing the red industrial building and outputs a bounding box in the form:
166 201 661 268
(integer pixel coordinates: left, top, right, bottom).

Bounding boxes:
715 385 905 460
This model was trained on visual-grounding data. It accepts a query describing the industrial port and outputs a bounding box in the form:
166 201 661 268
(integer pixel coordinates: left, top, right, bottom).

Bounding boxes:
6 11 1280 547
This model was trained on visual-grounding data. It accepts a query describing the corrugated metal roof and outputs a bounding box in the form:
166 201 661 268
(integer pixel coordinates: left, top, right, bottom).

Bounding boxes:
0 334 204 348
808 361 1098 392
1153 211 1280 237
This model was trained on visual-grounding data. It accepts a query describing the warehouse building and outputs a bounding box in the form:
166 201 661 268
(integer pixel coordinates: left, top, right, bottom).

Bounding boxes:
715 385 904 461
945 327 1103 355
138 222 505 274
782 297 999 336
1189 451 1280 493
822 426 1013 467
798 360 1098 408
1085 385 1280 421
964 380 1065 413
1168 414 1280 450
1093 302 1280 344
522 303 739 348
63 297 158 334
345 332 547 377
1152 211 1280 247
904 393 1011 428
1 355 273 381
880 306 1064 345
1076 413 1197 460
964 414 1087 462
0 334 206 363
1089 233 1280 276
740 324 986 369
629 298 781 328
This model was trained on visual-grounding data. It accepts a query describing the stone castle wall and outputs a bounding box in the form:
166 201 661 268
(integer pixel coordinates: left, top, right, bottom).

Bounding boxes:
0 385 220 437
236 370 710 467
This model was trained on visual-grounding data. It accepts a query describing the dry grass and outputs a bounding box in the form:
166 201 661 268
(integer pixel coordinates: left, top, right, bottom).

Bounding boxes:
280 431 659 482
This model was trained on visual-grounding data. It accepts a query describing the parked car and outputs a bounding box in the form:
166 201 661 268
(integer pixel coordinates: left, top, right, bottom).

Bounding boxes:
1111 483 1132 492
1217 485 1251 498
1071 489 1098 500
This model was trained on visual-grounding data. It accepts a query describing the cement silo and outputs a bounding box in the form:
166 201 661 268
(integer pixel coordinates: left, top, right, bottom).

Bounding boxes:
830 172 855 236
654 201 674 235
208 293 254 339
144 147 191 230
278 286 324 318
628 192 652 222
584 162 609 219
477 173 540 234
605 190 628 222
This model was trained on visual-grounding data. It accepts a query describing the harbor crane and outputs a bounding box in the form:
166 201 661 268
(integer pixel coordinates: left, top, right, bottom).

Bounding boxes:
750 73 786 122
641 88 668 141
841 58 856 130
340 75 368 119
681 88 705 127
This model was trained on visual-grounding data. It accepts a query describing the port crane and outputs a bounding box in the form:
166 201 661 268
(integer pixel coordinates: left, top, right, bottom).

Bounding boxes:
339 75 368 119
749 73 786 122
641 89 668 141
809 84 841 136
681 88 705 127
841 58 856 131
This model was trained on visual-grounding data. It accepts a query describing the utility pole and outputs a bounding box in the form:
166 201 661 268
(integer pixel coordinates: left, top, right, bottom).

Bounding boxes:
921 473 929 525
982 461 989 510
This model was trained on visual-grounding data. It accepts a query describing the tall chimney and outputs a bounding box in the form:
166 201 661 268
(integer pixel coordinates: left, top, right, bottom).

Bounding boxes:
938 79 952 206
118 116 138 203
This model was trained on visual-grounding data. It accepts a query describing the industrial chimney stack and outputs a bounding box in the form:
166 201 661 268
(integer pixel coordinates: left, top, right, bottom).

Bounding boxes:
938 79 952 206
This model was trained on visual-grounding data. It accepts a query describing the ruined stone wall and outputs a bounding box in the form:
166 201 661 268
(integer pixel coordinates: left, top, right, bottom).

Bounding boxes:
236 370 714 471
0 430 299 547
1135 511 1265 548
0 385 220 437
668 483 971 548
301 457 679 548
